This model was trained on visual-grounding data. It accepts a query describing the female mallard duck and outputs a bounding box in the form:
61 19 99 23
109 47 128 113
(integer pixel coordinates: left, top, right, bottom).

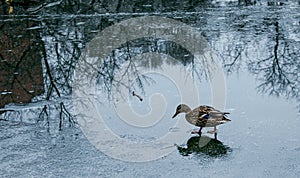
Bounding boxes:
172 104 231 135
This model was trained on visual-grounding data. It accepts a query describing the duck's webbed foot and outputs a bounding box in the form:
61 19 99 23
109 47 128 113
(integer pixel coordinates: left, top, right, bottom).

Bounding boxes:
191 127 202 135
207 126 217 134
207 130 217 134
191 130 201 134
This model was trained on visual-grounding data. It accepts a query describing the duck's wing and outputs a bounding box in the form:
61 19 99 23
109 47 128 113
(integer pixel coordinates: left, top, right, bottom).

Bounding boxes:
194 106 230 126
187 105 230 127
192 106 215 127
197 105 230 116
187 105 211 120
195 105 218 115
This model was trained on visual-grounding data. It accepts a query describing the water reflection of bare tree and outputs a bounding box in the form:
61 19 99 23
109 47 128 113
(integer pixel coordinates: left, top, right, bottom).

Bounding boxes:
222 33 249 74
0 18 85 131
216 13 300 110
36 17 90 130
248 20 300 108
0 14 129 132
29 17 114 130
89 37 215 101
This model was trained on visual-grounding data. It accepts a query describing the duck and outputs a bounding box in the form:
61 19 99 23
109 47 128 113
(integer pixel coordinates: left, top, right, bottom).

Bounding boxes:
172 104 231 136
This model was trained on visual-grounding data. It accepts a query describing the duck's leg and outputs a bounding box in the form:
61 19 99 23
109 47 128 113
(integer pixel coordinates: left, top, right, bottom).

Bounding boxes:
191 127 202 135
214 132 217 140
207 126 217 134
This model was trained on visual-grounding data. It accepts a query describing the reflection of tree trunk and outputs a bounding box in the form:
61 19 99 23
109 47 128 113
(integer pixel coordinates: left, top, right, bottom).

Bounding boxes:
273 21 279 75
41 43 61 98
0 20 44 109
116 0 123 12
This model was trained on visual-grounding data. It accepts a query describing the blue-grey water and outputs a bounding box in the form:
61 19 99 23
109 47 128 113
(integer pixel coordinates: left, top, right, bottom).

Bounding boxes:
1 0 300 177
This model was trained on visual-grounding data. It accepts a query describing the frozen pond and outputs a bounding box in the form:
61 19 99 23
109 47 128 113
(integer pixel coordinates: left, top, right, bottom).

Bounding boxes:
1 0 300 177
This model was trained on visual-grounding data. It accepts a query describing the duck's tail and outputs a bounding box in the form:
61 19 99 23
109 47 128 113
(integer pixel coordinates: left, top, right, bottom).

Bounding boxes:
209 111 230 117
222 116 231 122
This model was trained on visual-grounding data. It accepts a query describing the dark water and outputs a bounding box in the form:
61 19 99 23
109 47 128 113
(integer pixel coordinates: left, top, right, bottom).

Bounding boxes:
1 0 300 177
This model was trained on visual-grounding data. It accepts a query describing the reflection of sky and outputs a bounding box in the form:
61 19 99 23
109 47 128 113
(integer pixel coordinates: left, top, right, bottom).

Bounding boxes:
224 69 300 157
212 70 300 177
129 72 180 116
96 72 180 140
95 55 192 141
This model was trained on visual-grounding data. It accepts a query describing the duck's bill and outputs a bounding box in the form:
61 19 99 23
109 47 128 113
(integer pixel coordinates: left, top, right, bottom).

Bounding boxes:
172 112 179 118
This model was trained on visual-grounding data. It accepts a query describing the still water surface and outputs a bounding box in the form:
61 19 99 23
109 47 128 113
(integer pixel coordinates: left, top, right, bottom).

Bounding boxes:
0 1 300 177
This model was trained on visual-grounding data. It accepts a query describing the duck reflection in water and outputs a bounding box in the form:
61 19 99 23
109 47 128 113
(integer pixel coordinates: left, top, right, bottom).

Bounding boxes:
176 135 231 157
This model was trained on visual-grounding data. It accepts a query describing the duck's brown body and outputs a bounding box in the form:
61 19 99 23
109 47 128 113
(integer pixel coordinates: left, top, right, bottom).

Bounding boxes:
172 104 231 135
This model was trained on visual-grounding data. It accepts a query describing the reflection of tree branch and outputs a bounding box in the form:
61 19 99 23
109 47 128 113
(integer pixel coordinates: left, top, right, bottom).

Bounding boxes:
95 43 152 98
224 49 242 69
221 38 247 74
248 20 300 109
35 21 84 129
42 43 61 98
91 37 213 100
216 13 299 111
59 102 75 130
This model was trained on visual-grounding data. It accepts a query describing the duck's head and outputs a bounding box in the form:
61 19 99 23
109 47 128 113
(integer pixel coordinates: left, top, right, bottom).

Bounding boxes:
172 104 191 118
